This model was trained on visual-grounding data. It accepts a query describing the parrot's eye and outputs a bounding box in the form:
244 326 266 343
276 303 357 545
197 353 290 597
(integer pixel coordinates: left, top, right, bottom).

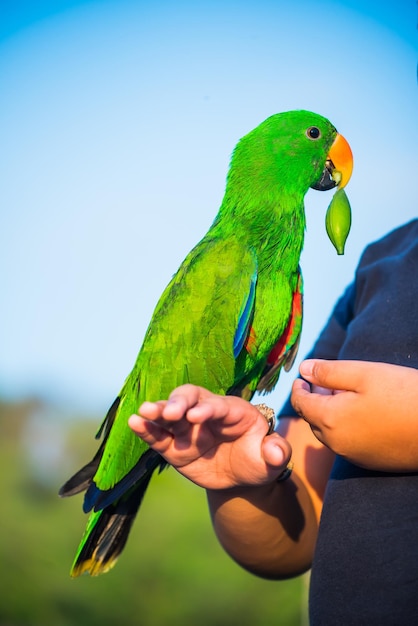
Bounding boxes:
306 126 321 140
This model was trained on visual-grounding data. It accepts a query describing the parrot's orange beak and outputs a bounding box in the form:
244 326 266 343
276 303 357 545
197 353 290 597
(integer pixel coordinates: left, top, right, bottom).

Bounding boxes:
327 133 353 189
311 132 353 191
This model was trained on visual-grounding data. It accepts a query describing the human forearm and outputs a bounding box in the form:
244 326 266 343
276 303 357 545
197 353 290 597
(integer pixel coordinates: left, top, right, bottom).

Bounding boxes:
207 473 318 579
129 387 327 579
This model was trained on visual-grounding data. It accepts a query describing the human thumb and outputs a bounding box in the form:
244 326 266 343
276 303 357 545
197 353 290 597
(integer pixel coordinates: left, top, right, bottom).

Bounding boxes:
299 359 363 392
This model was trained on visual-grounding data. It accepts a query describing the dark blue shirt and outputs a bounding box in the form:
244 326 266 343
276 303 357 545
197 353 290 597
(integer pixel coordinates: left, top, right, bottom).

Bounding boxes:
280 220 418 625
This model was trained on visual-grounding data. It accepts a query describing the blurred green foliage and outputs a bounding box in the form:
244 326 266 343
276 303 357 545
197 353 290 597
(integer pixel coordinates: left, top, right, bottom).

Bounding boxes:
0 399 307 626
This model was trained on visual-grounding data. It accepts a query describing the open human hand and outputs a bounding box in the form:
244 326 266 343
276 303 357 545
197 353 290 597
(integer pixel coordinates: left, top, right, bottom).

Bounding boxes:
128 384 292 490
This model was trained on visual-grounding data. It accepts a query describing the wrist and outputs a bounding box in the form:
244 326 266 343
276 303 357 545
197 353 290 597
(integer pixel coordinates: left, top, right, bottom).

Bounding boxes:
206 462 295 504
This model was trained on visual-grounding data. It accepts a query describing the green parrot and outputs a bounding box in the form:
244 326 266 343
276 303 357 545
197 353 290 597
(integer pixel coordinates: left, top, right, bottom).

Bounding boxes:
60 110 353 576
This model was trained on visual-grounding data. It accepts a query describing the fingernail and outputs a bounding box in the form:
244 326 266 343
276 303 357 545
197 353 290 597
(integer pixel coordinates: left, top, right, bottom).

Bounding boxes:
273 442 286 465
139 401 154 411
300 359 314 378
128 414 139 428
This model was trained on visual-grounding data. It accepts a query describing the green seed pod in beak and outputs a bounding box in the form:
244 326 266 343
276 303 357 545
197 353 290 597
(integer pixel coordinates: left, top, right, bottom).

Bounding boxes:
325 188 352 255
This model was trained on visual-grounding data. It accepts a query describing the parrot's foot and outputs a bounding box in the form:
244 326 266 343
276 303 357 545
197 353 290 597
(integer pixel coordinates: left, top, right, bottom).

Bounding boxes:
255 403 276 435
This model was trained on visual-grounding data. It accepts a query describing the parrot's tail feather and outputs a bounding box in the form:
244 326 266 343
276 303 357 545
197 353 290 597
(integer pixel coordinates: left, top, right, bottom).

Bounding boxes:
70 479 150 577
59 456 101 497
83 449 166 513
95 396 120 440
257 335 301 393
59 396 121 498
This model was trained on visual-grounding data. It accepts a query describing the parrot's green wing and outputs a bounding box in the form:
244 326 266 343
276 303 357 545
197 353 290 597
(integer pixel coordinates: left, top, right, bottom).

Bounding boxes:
91 237 258 492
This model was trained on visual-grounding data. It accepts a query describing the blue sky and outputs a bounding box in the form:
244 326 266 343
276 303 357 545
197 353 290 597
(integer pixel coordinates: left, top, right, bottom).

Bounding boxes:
1 0 417 414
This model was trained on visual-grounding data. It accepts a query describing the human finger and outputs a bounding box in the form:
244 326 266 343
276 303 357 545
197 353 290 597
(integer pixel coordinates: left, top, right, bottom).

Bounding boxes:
137 400 168 420
128 413 173 451
132 398 190 437
299 359 366 392
291 377 334 423
135 385 208 428
165 389 260 435
261 433 292 471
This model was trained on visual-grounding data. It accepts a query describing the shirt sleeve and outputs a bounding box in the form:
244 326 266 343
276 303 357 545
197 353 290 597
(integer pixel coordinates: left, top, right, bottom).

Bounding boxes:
278 281 356 417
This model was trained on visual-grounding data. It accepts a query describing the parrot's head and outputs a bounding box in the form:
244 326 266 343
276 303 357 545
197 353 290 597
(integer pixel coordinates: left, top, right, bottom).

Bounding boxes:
227 109 353 253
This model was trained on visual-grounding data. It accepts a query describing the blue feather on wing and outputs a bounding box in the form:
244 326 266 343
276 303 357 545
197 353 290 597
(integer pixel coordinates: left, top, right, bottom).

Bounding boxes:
233 269 257 358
